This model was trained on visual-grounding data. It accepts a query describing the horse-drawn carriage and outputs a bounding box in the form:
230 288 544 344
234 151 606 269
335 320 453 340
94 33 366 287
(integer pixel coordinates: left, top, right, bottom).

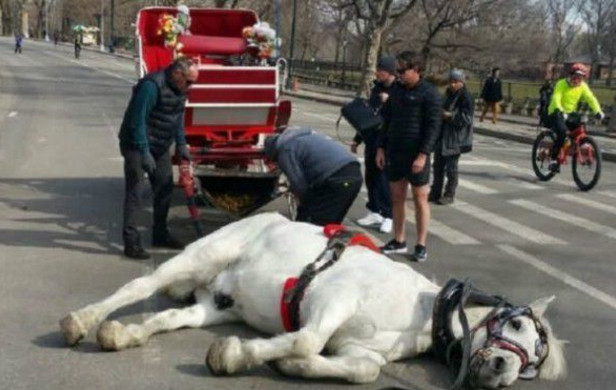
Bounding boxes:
135 6 293 232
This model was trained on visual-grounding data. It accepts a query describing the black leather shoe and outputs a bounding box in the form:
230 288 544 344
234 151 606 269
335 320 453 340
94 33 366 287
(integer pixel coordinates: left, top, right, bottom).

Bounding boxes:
124 246 151 260
152 235 185 250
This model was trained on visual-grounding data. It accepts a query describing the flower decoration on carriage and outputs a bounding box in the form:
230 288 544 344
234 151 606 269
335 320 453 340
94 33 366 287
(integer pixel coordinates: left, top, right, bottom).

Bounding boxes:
242 22 277 60
156 5 192 57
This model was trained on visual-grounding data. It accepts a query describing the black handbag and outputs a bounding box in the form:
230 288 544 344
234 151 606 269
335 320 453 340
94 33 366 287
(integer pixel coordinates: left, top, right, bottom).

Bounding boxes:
340 97 384 135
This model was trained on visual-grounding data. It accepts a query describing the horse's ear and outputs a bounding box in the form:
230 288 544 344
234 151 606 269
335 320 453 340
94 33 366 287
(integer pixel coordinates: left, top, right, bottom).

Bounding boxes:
529 295 555 318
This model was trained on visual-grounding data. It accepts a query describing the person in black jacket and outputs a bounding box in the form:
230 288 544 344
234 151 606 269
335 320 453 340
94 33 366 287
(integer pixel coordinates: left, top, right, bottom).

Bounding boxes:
480 67 503 124
351 56 395 233
376 51 442 261
429 69 473 205
118 58 198 259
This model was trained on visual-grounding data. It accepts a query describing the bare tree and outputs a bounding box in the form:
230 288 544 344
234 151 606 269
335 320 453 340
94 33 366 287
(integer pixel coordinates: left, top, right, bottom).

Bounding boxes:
543 0 584 78
582 0 615 84
603 5 616 85
351 0 418 96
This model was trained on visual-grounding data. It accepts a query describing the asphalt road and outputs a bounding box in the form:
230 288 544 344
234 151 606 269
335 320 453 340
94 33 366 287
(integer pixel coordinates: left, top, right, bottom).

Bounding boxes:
1 37 616 390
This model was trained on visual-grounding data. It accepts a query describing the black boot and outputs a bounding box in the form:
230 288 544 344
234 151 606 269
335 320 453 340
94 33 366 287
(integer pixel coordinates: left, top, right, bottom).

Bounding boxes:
124 246 151 260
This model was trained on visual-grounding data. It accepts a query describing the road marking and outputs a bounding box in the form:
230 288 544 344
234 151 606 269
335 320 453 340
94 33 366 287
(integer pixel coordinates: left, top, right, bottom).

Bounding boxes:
510 199 616 239
498 244 616 311
598 190 616 199
556 193 616 215
405 206 481 245
458 179 499 194
452 201 566 245
509 178 543 190
8 111 17 118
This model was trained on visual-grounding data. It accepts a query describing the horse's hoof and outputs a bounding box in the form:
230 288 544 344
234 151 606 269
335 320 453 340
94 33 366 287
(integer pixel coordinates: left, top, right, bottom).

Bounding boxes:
205 336 243 375
60 313 86 346
97 320 130 351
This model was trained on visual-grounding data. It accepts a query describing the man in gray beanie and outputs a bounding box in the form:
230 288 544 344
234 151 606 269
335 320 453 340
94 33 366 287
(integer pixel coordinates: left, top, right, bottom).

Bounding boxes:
264 127 362 226
429 69 474 205
351 55 396 233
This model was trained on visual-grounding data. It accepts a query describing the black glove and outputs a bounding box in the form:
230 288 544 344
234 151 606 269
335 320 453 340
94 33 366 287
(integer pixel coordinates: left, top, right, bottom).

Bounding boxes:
141 152 156 176
177 144 191 161
595 112 605 121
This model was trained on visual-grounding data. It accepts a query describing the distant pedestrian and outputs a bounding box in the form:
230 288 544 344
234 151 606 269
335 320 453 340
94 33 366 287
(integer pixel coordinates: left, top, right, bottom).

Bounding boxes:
480 67 503 124
429 69 474 205
14 33 23 54
264 127 362 226
53 30 60 46
376 51 442 262
118 58 198 260
538 79 553 127
352 55 395 233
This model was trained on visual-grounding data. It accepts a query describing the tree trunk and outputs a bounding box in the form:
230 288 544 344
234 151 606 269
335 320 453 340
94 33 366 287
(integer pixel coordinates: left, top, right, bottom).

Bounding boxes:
358 27 382 97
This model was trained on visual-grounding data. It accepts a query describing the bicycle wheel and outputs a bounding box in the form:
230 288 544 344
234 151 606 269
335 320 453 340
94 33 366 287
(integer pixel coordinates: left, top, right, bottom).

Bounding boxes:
531 130 556 181
572 136 601 191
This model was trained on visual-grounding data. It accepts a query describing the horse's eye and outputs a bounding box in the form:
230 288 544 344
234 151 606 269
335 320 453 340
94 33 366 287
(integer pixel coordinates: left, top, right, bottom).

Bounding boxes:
511 319 522 331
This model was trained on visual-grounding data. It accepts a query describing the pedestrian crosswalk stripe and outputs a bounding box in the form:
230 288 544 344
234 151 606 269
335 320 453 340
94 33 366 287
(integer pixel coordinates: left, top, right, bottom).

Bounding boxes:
509 178 543 190
405 206 481 245
510 199 616 239
556 193 616 215
598 191 616 199
498 244 616 311
452 201 567 245
458 179 499 194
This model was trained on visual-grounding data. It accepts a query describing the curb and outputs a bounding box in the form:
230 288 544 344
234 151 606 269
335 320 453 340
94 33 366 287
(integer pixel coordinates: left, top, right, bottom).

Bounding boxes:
283 90 616 163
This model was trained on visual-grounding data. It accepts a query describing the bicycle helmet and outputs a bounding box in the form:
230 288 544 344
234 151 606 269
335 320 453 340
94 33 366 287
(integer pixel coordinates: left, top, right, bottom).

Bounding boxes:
569 63 587 77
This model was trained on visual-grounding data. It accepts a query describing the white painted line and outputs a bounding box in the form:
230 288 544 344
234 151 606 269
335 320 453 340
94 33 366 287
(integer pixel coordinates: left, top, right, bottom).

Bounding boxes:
556 193 616 215
498 244 616 311
405 206 481 245
452 201 566 245
510 199 616 239
8 111 17 118
598 191 616 199
509 178 543 190
458 179 499 194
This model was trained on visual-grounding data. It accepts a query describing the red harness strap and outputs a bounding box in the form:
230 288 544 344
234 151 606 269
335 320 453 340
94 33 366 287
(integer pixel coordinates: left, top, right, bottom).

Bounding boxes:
279 224 379 332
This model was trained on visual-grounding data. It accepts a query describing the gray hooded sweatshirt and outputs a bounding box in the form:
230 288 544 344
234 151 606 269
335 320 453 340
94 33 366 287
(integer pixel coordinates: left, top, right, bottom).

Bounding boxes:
264 127 358 197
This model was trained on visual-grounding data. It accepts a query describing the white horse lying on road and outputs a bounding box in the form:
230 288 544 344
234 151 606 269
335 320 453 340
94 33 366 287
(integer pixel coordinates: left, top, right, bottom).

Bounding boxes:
60 213 566 389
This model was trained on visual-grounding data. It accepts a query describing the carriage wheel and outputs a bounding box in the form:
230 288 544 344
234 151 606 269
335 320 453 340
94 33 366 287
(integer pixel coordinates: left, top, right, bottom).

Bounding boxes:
572 136 601 191
531 130 556 181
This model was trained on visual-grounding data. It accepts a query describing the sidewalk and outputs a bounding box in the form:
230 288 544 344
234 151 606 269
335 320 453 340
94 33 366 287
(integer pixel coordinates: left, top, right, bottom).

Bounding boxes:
284 84 616 162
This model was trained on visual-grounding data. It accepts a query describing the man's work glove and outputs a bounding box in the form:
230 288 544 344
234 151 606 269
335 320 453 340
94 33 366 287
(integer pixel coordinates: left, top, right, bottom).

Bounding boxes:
142 152 156 176
595 112 605 121
177 144 191 161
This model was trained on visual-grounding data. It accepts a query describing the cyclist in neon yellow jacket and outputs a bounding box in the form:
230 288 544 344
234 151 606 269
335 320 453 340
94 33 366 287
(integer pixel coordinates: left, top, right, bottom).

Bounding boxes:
547 63 604 172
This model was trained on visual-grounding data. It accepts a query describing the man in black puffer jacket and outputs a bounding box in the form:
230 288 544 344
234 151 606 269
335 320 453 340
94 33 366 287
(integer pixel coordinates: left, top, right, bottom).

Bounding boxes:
376 51 442 262
118 58 198 259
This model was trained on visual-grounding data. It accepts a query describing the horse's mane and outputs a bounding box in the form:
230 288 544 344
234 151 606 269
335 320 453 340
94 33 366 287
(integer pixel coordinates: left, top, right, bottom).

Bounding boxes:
539 316 568 380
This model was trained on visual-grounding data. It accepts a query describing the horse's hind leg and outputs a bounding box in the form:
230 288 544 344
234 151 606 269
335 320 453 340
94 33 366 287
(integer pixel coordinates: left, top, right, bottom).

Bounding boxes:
60 254 196 346
97 289 239 351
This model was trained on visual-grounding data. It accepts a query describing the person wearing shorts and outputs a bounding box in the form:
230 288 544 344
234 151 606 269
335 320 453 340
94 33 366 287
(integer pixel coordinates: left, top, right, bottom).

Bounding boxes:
376 51 442 261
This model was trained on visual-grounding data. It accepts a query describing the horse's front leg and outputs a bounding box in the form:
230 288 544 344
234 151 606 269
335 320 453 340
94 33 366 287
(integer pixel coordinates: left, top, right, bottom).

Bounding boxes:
60 253 195 346
96 289 239 351
206 292 358 375
272 345 385 383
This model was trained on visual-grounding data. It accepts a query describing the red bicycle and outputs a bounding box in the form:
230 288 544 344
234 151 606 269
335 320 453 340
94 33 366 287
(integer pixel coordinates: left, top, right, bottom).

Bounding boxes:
532 112 602 191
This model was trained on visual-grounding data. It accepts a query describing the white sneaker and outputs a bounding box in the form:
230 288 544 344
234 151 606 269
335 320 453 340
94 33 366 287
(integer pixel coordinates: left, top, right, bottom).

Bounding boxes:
379 218 392 233
357 212 384 226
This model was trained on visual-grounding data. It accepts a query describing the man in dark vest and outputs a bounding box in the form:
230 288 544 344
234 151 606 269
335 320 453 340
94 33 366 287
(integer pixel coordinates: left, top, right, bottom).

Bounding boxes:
118 58 198 259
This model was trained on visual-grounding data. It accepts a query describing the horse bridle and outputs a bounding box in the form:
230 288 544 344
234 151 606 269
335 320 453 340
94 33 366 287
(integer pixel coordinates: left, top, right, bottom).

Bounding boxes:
468 305 550 385
432 279 550 389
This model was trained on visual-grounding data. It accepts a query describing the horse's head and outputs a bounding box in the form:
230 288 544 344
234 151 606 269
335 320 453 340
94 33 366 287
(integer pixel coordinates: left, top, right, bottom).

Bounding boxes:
467 296 567 389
